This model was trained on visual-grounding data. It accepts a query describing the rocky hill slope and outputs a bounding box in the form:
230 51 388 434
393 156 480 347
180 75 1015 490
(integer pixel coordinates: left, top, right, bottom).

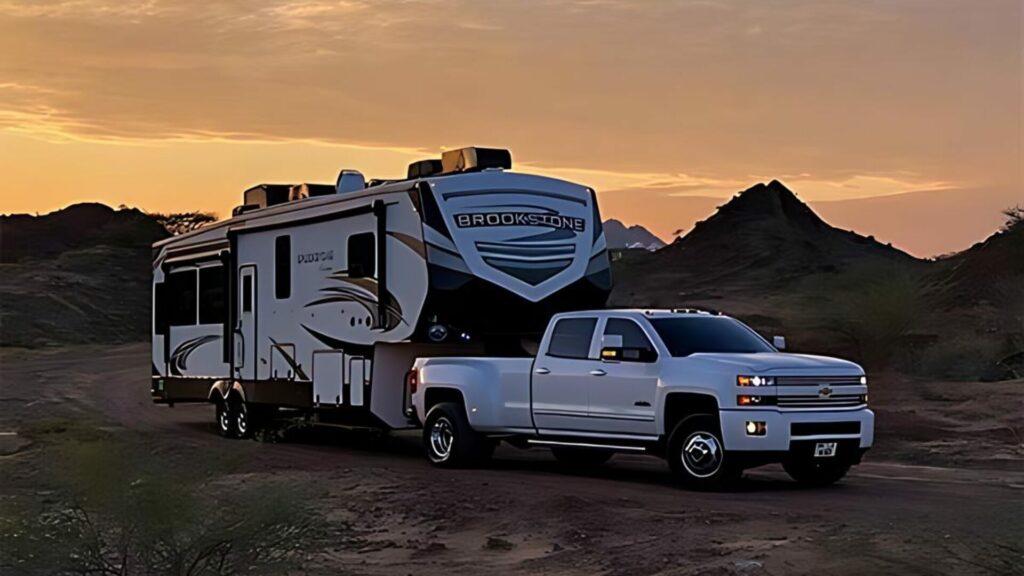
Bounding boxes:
0 204 168 347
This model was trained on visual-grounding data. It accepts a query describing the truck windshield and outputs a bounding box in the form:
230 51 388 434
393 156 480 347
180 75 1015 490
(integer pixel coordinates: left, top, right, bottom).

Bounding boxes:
649 317 774 357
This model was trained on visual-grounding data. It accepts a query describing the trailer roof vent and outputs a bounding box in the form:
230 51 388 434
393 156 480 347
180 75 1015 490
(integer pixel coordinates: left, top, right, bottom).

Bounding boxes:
441 147 511 175
407 159 442 179
336 170 366 194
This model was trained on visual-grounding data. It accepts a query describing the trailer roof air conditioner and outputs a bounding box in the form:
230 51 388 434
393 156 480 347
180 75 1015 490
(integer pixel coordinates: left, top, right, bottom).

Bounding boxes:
441 147 511 174
407 159 442 179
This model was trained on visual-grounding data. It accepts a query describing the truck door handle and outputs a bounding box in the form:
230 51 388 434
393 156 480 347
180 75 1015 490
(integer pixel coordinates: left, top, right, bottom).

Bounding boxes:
634 401 651 407
589 369 607 376
534 367 550 375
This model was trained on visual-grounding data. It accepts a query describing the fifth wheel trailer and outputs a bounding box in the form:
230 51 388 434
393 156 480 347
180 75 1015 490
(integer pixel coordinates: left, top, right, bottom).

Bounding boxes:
150 147 612 435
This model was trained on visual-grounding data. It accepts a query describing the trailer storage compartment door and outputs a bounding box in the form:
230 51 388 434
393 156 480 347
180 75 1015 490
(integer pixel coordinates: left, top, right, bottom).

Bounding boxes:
313 351 344 406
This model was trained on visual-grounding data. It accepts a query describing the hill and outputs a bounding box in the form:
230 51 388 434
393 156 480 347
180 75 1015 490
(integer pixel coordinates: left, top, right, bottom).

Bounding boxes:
610 181 1021 379
613 180 919 301
0 204 168 347
602 219 665 250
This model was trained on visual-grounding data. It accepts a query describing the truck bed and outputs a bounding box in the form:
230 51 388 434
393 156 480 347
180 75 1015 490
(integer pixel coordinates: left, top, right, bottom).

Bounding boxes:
412 356 536 432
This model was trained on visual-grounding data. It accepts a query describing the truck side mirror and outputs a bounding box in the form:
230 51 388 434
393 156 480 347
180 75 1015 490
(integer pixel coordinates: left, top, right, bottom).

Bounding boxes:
773 335 787 351
600 334 624 361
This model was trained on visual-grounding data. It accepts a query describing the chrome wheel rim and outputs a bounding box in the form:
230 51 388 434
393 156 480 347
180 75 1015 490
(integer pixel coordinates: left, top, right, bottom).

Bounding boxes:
218 405 231 433
237 404 248 435
429 417 454 461
681 432 723 478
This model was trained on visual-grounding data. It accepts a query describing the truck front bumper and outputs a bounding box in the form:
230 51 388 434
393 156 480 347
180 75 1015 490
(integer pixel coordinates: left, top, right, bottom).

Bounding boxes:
719 407 874 456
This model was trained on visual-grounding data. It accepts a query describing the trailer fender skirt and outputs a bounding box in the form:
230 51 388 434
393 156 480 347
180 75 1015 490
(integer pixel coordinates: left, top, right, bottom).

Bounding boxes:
208 380 246 404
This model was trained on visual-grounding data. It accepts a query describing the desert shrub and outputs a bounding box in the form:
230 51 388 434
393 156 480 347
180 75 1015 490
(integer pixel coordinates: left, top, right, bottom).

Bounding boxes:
826 265 928 369
0 437 319 576
915 337 1006 381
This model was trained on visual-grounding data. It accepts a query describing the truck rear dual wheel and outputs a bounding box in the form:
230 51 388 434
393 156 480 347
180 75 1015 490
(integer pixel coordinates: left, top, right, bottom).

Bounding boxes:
783 458 851 487
423 402 493 468
667 415 741 490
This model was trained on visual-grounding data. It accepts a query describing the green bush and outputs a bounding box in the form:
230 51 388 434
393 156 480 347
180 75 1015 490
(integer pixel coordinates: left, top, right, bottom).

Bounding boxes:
0 437 320 576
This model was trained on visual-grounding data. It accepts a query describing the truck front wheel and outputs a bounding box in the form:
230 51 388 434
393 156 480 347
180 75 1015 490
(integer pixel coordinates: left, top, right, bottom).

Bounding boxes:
422 402 491 468
667 415 740 490
783 457 850 487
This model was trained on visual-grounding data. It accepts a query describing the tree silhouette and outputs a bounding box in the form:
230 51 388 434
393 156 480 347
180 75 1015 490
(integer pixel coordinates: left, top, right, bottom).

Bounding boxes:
1002 205 1023 231
152 211 218 235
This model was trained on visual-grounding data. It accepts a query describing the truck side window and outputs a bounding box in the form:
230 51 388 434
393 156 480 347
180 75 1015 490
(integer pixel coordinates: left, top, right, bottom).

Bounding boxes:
348 232 375 278
604 318 657 362
547 318 597 359
275 235 291 299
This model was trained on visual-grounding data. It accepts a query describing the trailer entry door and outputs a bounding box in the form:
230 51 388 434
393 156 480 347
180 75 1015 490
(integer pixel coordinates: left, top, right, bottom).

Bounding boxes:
236 266 257 381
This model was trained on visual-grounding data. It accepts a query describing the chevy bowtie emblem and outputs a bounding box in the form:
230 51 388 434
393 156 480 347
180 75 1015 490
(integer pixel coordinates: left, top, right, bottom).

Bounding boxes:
819 386 833 398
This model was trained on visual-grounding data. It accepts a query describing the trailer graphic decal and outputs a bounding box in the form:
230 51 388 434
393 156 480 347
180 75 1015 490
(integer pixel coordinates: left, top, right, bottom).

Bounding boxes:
169 334 220 376
301 324 374 357
304 272 405 331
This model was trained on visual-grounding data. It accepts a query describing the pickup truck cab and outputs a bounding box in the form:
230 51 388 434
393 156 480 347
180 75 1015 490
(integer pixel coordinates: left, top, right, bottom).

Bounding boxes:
409 309 874 489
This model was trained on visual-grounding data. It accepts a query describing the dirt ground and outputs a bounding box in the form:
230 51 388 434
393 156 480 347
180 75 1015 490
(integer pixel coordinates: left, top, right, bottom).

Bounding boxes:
1 343 1022 575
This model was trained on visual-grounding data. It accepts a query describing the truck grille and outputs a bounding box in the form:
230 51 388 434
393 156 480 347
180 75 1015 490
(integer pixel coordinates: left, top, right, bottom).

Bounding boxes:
777 394 866 409
775 375 863 386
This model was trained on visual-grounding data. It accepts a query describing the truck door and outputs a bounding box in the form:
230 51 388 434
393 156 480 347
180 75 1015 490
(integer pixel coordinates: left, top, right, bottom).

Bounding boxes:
531 317 598 432
586 317 659 435
235 266 257 381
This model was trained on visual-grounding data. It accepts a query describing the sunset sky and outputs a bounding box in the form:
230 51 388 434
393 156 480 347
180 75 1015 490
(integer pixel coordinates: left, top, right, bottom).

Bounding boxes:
1 0 1020 256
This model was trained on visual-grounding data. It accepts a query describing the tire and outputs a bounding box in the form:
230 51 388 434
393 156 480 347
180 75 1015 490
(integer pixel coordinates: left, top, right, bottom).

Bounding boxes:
215 398 238 439
422 402 490 468
783 457 851 487
234 397 252 439
551 447 614 468
666 414 740 490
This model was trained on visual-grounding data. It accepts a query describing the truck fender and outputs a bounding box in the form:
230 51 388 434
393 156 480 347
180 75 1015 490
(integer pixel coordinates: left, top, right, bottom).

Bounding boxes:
658 387 723 436
419 361 505 429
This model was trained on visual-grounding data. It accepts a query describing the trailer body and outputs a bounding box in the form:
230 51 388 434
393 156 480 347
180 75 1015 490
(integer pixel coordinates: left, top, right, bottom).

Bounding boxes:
151 149 611 430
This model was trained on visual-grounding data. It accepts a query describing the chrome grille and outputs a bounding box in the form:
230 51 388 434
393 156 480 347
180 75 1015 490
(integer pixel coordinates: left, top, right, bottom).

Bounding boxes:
775 375 864 386
777 394 865 409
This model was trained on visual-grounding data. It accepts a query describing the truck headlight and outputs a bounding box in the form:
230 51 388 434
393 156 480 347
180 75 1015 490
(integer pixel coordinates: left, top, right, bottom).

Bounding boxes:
737 375 775 387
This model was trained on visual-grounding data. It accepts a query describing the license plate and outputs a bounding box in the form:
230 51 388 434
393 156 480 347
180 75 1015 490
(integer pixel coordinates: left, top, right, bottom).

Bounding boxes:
814 442 838 458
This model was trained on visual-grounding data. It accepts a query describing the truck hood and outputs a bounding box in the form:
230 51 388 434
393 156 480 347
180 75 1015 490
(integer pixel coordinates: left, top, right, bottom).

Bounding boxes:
678 352 863 375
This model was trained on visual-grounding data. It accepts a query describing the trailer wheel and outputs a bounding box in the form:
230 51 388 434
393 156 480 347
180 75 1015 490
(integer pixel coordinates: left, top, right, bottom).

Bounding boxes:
666 415 740 490
215 398 238 439
783 457 851 487
422 402 490 468
234 398 251 439
551 447 613 468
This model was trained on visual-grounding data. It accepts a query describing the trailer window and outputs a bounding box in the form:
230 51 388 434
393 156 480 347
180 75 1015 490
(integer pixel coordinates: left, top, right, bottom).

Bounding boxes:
275 235 291 299
348 232 375 278
154 282 168 334
242 274 253 313
198 265 226 324
168 269 197 326
546 318 597 359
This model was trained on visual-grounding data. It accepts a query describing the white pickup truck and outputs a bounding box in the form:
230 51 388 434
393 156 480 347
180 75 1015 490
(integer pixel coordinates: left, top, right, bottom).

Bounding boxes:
408 309 874 489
